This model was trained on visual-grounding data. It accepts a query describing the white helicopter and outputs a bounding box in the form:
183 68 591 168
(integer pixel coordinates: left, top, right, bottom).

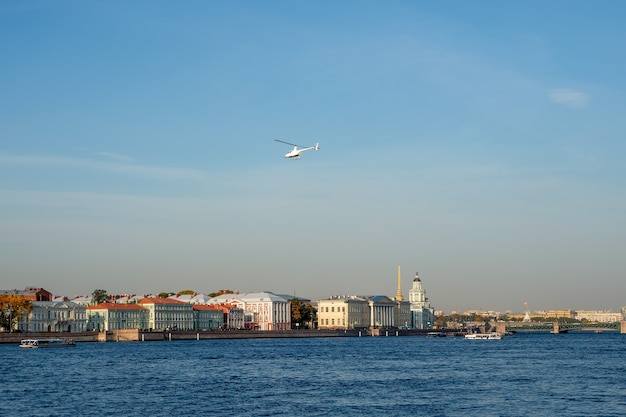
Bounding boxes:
275 140 319 159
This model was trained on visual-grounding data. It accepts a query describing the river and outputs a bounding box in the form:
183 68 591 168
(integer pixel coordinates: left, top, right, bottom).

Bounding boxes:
2 332 625 416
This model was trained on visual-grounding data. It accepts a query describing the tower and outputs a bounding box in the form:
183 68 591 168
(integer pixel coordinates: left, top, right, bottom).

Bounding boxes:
395 265 404 301
408 272 435 329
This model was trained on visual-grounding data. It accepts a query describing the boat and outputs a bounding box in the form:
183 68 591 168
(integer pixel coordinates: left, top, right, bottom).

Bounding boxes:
19 338 76 348
464 332 502 340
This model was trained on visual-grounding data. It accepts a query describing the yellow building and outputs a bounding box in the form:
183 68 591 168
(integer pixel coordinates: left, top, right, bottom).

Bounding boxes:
545 310 575 319
317 296 369 329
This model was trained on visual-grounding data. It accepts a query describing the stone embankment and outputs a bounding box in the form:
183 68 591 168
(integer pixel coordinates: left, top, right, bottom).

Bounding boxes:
1 329 360 343
1 328 444 343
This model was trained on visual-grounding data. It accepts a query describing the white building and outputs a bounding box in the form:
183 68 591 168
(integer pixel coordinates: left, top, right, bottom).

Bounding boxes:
408 272 435 329
574 310 623 323
208 292 291 330
18 301 87 333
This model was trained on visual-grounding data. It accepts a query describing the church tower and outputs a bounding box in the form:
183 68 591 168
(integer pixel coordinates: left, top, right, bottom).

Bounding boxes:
395 265 404 301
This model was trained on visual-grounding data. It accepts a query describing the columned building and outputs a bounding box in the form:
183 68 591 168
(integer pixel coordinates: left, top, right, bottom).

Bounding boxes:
18 301 87 333
409 272 435 329
207 292 291 331
368 295 397 327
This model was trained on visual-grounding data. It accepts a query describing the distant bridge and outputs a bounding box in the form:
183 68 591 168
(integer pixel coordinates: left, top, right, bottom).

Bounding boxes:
500 321 625 334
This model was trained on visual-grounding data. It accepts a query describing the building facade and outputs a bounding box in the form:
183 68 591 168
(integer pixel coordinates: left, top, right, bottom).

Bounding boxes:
574 310 623 323
317 295 410 329
317 296 370 329
208 292 291 331
18 301 87 333
1 287 53 302
86 303 149 331
138 298 195 330
408 272 435 329
192 305 225 330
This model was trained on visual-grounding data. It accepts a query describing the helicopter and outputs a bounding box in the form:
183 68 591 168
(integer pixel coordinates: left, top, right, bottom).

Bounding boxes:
275 140 319 159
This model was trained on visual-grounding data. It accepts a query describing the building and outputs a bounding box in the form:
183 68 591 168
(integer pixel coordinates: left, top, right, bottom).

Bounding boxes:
317 294 410 329
86 303 149 331
317 296 370 329
408 272 435 329
368 295 398 327
138 298 195 330
207 292 291 330
204 303 245 329
394 266 411 328
574 310 622 323
192 305 225 330
1 287 52 302
168 293 212 304
545 310 575 319
18 301 87 333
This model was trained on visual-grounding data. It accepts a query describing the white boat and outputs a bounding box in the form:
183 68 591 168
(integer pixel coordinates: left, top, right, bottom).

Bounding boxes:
464 332 502 340
19 338 76 348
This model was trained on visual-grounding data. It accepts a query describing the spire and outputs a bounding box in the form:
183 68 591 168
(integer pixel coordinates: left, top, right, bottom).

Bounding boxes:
395 264 404 301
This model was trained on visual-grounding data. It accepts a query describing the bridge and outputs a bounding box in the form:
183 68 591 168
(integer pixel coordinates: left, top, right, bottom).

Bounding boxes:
498 321 626 334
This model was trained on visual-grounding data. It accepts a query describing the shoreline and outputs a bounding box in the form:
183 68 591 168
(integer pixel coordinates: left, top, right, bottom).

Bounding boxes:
1 328 449 344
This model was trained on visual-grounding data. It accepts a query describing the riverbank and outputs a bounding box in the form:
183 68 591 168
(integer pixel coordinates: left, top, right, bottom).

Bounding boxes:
1 328 446 343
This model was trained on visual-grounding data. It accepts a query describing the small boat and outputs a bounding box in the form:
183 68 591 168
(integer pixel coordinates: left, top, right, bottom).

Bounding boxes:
464 332 502 340
19 338 76 348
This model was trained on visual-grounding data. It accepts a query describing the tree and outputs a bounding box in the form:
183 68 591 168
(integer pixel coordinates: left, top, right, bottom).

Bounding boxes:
290 299 316 329
178 289 195 295
208 289 234 298
92 289 109 305
0 295 33 332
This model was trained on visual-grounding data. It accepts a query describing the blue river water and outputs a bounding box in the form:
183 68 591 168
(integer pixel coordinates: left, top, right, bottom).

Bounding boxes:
2 332 626 417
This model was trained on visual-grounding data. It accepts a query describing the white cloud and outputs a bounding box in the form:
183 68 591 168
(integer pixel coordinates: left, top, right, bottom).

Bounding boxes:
548 88 589 108
94 151 132 162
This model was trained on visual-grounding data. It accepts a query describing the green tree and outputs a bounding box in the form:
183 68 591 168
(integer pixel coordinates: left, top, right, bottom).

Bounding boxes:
0 295 33 332
208 289 234 298
290 299 316 329
92 289 109 305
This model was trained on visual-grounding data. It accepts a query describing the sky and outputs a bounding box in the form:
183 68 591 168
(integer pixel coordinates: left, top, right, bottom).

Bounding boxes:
1 1 625 313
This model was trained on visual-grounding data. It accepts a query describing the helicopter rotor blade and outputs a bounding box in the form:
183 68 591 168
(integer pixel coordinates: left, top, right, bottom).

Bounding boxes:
275 139 300 147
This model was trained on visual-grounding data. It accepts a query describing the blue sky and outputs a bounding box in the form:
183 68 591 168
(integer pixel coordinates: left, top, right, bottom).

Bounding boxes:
1 1 625 312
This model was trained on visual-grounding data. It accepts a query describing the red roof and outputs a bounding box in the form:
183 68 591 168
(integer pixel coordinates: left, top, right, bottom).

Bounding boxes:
87 303 147 311
193 304 224 311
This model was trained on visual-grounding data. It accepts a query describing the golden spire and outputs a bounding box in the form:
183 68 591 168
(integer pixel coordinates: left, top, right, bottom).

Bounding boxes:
396 264 404 301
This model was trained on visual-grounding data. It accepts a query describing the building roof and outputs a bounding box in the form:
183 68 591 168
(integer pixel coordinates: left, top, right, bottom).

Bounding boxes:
138 297 187 305
238 292 290 302
87 303 148 311
193 304 225 311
